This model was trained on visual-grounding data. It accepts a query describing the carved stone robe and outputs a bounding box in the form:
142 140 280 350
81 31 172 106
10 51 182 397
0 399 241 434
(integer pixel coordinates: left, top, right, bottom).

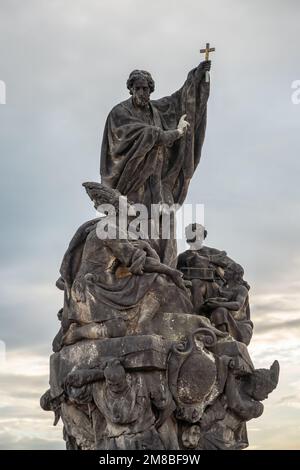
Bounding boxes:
100 66 210 266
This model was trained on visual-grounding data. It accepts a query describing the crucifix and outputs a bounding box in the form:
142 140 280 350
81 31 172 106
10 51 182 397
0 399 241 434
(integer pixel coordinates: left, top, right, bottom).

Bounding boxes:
200 42 215 82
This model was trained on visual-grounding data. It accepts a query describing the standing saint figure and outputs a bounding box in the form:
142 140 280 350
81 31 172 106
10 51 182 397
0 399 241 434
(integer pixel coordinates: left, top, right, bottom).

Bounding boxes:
100 60 211 266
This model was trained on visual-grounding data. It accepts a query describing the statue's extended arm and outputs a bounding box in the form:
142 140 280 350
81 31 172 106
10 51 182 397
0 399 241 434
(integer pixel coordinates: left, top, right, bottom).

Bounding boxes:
170 60 211 104
156 114 190 147
104 238 147 275
195 60 211 79
205 298 241 311
154 60 211 123
65 368 105 388
157 128 182 147
205 286 248 311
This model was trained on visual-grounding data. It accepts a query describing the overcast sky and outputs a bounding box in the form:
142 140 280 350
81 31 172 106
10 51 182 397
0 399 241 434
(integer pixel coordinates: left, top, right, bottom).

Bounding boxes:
0 0 299 449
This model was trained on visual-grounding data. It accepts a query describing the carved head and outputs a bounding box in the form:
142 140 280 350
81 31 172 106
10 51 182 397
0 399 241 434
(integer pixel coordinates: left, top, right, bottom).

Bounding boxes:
185 223 207 245
224 262 244 283
182 424 201 449
40 389 54 411
247 360 280 401
40 389 62 426
104 359 127 393
127 70 155 108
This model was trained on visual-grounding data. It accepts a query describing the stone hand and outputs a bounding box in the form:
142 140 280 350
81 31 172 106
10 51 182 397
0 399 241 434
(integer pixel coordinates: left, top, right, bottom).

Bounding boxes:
72 277 86 303
171 270 186 290
129 249 146 275
184 279 193 288
177 114 190 136
132 240 160 261
199 60 211 72
65 370 86 388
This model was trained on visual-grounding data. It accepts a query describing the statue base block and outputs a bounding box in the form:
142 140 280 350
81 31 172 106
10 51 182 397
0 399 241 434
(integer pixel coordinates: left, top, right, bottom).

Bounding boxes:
50 335 171 396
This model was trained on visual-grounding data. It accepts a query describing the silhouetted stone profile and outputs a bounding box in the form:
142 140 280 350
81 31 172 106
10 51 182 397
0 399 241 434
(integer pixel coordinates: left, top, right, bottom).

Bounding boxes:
41 58 279 450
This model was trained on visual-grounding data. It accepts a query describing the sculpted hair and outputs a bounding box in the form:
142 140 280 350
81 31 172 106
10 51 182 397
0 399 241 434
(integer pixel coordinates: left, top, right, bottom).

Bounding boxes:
126 70 155 94
82 182 134 213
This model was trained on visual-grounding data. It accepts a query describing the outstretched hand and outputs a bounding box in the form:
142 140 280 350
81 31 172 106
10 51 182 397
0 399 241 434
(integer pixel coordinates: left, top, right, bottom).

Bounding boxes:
199 60 211 72
65 370 85 388
177 114 190 136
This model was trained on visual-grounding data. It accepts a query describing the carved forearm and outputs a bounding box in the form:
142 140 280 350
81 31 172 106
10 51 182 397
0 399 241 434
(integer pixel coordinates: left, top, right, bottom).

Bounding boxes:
219 301 241 311
157 129 181 147
65 368 105 388
104 239 136 267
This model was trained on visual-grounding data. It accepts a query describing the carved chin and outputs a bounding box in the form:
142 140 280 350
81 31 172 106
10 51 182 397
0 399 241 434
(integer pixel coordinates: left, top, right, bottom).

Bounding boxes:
135 99 149 107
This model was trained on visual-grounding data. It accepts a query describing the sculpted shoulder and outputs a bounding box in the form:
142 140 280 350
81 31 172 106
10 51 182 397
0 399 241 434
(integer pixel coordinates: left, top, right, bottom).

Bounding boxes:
200 245 226 255
108 98 133 119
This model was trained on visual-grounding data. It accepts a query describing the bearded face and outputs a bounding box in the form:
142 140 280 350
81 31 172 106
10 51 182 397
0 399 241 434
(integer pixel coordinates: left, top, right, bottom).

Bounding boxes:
131 77 151 108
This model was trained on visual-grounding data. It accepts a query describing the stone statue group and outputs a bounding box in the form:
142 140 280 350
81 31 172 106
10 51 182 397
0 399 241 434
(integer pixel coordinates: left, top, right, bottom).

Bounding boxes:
41 58 279 450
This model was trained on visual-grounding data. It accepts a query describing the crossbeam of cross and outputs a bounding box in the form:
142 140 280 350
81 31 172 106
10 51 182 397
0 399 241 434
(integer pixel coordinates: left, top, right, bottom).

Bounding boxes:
200 43 215 82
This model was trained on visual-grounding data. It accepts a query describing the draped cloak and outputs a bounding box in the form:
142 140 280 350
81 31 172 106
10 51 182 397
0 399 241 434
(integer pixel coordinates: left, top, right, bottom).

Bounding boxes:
58 218 193 325
100 66 210 208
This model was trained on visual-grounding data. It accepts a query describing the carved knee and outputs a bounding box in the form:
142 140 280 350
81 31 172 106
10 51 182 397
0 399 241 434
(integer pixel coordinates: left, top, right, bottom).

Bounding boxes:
211 308 229 331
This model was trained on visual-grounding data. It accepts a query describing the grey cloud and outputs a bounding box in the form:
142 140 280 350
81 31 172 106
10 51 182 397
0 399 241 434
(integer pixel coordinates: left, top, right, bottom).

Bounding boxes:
0 406 45 420
0 296 61 350
254 318 300 334
0 372 49 393
0 435 64 450
253 302 300 314
248 424 300 450
275 394 300 405
0 0 300 449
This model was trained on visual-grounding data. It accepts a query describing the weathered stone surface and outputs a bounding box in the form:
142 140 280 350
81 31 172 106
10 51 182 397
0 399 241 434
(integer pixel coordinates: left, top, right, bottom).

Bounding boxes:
210 338 254 375
178 223 253 345
50 335 171 396
41 58 279 450
151 311 214 341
